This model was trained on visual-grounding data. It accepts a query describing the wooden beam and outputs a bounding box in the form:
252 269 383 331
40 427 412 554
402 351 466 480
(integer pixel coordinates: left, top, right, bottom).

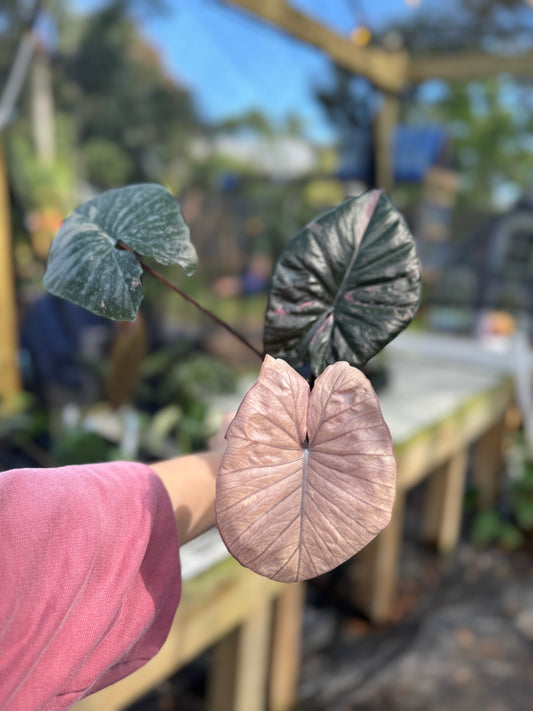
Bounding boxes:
0 140 22 407
350 490 406 623
222 0 409 93
373 93 400 192
409 49 533 84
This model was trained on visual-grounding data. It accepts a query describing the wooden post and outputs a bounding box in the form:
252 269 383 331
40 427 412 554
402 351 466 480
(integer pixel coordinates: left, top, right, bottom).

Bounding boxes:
350 490 406 623
207 633 239 711
0 140 22 407
207 599 272 711
268 583 304 711
422 449 469 554
373 92 400 192
471 417 507 508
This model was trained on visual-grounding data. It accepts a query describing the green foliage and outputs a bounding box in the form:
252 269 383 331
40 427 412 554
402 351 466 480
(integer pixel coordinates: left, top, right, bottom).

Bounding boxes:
316 67 375 135
409 78 533 209
2 0 202 209
470 509 523 550
56 2 199 188
0 0 27 85
384 0 533 55
510 455 533 531
0 394 117 469
44 184 196 320
317 4 533 213
0 393 48 448
81 138 135 189
7 112 77 213
471 435 533 550
140 351 238 453
216 109 275 138
51 428 117 466
160 353 237 403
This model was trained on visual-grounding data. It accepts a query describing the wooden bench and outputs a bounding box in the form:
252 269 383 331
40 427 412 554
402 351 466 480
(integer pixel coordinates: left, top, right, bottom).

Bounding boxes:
352 333 516 622
72 528 304 711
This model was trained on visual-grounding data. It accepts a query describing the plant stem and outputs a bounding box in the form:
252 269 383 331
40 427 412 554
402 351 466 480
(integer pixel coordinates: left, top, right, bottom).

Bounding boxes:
116 240 264 362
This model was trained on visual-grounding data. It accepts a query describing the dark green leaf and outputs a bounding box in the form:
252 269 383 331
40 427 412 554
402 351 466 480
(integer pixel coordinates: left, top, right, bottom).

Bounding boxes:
44 184 196 321
263 190 421 376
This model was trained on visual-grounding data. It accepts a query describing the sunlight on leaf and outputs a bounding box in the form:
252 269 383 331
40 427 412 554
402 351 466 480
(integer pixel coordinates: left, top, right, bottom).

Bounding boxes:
44 183 196 321
263 189 421 376
216 355 396 582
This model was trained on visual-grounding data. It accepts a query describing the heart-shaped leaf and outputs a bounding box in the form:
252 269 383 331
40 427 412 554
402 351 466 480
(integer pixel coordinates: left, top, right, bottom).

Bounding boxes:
44 183 196 321
215 355 396 583
263 189 421 376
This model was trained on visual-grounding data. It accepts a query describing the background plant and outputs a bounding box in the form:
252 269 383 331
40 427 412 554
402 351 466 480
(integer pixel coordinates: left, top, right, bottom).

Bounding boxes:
470 433 533 550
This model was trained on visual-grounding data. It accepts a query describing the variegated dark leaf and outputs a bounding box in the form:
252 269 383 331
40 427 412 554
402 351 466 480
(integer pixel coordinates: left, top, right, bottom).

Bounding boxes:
44 184 196 321
263 190 421 376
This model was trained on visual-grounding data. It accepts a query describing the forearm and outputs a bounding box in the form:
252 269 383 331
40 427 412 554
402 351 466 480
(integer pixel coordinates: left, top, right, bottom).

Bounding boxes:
151 450 222 545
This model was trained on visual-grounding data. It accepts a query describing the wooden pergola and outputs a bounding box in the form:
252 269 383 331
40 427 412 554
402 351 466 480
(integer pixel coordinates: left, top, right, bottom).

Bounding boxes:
223 0 533 190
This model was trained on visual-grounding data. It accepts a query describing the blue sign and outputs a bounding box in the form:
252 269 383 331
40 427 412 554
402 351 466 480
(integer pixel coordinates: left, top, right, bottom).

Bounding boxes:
337 125 449 183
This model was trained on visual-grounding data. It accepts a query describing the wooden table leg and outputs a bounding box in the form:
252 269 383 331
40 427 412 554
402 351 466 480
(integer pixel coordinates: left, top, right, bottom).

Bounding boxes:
471 417 506 508
350 490 406 623
422 448 468 554
207 598 272 711
268 583 304 711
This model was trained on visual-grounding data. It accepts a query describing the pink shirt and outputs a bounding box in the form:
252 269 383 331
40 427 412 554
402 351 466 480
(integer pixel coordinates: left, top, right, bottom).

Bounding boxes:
0 461 181 710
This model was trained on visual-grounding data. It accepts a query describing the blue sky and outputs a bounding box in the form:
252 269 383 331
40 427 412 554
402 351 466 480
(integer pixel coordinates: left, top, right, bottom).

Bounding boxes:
75 0 417 143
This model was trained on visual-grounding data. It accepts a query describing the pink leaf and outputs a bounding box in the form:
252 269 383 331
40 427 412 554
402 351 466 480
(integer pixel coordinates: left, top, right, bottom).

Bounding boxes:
215 355 396 582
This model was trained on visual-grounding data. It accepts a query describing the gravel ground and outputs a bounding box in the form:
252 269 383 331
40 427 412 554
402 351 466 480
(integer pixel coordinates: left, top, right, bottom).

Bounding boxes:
298 540 533 711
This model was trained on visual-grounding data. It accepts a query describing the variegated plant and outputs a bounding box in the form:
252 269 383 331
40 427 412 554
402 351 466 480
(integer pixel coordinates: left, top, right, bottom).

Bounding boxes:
44 183 421 582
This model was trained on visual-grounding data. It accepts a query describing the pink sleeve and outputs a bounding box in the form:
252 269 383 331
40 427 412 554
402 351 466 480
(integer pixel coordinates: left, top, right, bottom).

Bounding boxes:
0 461 181 711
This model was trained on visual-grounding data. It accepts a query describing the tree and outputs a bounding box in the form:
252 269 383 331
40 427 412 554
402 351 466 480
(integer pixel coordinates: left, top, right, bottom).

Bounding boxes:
216 109 275 138
316 67 376 137
406 77 533 209
1 0 204 266
1 0 205 206
384 0 533 55
53 1 201 191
